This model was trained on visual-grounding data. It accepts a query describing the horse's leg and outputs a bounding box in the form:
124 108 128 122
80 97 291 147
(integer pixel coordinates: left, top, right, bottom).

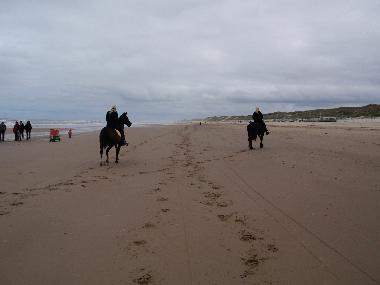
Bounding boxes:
259 134 264 148
106 145 113 163
249 138 253 150
115 144 121 163
99 146 104 165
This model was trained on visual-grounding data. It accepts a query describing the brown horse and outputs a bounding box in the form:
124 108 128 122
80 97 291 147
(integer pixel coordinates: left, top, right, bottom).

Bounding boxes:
99 112 132 164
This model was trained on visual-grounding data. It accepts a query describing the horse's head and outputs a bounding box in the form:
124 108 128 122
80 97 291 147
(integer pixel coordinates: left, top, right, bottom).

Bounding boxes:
119 112 132 127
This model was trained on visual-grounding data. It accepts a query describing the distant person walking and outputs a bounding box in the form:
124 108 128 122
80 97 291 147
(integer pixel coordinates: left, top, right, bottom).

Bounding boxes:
68 128 72 138
13 121 21 141
25 121 32 140
252 107 270 135
19 121 25 139
0 122 6 142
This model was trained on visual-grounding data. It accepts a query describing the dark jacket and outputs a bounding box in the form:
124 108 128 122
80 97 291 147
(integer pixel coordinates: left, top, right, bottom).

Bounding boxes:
19 122 25 132
13 123 19 133
252 111 264 123
0 122 6 132
106 111 119 129
25 122 32 132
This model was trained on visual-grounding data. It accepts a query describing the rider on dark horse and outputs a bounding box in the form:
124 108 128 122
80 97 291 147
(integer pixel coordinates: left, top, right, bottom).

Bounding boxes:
252 107 270 135
247 107 270 150
106 105 127 146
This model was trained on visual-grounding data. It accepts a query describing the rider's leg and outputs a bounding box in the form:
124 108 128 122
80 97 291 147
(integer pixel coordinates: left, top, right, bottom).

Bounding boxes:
120 129 126 145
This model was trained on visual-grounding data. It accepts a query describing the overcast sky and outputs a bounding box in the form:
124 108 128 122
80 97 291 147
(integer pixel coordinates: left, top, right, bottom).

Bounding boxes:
1 0 380 122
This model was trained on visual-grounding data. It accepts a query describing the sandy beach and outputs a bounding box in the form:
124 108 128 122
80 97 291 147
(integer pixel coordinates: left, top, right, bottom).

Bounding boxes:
0 123 379 284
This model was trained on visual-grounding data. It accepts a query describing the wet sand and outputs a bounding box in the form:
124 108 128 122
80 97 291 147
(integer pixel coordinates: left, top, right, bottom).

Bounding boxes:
0 123 379 284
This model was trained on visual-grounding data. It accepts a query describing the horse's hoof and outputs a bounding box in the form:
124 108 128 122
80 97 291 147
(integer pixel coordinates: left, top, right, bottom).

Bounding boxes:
115 160 119 164
260 143 263 148
100 162 103 166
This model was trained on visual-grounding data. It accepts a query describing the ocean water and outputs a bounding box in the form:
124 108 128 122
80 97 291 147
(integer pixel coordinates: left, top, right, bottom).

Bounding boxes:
0 119 105 141
0 119 175 142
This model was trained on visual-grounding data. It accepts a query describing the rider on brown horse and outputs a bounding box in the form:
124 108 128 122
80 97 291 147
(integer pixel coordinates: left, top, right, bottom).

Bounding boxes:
106 105 127 146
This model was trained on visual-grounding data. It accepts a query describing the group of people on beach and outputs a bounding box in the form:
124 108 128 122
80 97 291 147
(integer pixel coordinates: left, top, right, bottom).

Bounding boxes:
0 121 33 142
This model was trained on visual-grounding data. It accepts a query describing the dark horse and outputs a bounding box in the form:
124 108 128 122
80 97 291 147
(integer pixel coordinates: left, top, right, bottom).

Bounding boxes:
247 121 266 150
99 112 132 164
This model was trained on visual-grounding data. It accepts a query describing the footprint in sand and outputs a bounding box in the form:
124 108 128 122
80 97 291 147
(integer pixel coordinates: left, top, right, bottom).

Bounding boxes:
267 244 279 252
203 192 221 199
132 240 147 246
161 208 170 213
217 201 231 208
240 249 267 278
0 210 10 216
156 197 168 202
10 201 23 207
142 222 155 229
217 213 234 222
239 230 257 242
133 273 152 284
235 215 248 225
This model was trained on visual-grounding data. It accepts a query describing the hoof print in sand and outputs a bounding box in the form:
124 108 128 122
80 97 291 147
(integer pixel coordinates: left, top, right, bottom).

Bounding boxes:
133 240 147 246
235 215 248 225
10 201 23 207
156 197 168 202
161 208 170 213
133 272 152 284
240 253 267 278
240 230 257 242
217 213 234 221
267 244 279 252
142 222 155 229
216 201 230 208
201 191 226 207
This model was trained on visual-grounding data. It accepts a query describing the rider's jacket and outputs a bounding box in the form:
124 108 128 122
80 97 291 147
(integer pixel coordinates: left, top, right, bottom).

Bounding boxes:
106 111 118 129
252 111 264 124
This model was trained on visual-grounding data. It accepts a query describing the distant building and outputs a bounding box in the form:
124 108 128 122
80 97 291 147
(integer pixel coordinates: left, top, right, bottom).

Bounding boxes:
319 117 337 122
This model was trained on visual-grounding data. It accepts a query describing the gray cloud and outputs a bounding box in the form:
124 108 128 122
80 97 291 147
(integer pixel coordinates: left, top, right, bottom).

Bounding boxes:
1 0 380 121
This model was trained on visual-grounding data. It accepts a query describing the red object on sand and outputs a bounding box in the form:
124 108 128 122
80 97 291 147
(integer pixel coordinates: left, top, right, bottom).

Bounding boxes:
49 129 60 142
50 129 59 137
